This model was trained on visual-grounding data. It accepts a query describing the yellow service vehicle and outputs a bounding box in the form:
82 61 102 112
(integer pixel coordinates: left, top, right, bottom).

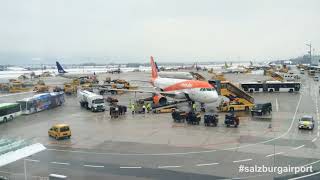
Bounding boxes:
33 85 49 92
63 83 77 95
218 99 254 112
63 79 79 95
9 81 31 93
153 107 175 114
48 124 71 140
218 81 255 112
0 83 9 92
111 79 138 89
209 71 226 81
80 83 93 91
33 80 49 92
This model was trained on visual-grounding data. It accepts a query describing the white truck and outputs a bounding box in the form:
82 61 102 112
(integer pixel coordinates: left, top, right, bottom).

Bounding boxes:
78 90 106 112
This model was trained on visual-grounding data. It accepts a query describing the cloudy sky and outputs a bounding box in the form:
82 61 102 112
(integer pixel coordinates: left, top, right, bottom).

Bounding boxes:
0 0 319 64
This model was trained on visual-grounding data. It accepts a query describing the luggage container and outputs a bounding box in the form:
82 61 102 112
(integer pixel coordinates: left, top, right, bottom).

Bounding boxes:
171 110 187 123
204 113 219 127
186 112 201 125
224 113 239 128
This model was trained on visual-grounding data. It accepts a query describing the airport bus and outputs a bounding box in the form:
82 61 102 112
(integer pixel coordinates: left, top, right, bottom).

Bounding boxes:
0 103 21 123
17 92 65 115
241 81 301 93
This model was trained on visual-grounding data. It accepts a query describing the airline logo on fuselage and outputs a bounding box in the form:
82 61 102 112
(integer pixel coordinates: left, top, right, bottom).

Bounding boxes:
163 80 212 92
181 82 193 88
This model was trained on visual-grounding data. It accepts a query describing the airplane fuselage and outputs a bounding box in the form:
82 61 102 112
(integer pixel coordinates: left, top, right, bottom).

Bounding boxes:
153 77 218 103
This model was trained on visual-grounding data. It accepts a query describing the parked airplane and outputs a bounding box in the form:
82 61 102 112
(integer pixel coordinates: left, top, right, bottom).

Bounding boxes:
56 61 67 74
107 65 121 74
222 61 246 73
116 56 219 105
55 61 97 79
248 61 271 70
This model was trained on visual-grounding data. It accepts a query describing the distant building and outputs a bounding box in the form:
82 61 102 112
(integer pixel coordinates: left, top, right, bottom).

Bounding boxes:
283 60 292 65
311 55 320 66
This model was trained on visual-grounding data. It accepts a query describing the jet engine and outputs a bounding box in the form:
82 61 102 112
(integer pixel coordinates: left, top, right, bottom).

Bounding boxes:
153 95 167 106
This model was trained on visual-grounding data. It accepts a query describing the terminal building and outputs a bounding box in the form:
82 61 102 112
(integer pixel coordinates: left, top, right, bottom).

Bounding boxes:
311 55 320 66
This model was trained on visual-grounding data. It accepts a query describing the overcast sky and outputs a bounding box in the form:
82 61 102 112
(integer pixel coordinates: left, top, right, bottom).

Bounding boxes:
0 0 319 64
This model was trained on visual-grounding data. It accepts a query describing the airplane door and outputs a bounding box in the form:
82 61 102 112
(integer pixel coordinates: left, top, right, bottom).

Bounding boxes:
187 88 197 101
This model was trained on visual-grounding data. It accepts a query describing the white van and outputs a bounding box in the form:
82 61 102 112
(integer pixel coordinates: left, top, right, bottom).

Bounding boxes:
314 76 319 81
300 69 305 74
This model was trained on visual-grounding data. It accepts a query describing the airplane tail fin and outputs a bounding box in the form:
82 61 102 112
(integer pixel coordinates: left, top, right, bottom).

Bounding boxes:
155 62 160 72
56 61 67 74
150 56 158 79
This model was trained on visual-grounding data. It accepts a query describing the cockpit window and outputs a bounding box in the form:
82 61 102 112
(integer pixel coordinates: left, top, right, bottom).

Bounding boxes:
200 88 215 91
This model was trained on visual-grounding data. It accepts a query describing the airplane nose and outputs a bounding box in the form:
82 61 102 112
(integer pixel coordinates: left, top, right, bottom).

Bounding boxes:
203 90 219 103
211 90 219 102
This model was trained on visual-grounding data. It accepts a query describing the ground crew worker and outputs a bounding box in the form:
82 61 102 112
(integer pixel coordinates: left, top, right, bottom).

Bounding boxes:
131 103 135 115
142 104 146 114
146 103 152 113
200 103 205 112
192 102 197 112
235 116 240 126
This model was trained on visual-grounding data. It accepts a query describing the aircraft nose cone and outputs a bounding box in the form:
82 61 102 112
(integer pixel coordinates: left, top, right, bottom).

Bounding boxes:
202 90 219 103
211 90 219 102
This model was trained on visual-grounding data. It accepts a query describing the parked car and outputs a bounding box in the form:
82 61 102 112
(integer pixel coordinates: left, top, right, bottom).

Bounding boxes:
298 115 315 130
48 124 71 140
251 103 272 116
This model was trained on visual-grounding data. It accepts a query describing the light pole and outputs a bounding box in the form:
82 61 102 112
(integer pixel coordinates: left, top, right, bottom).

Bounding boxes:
306 43 312 64
24 159 27 180
23 158 39 180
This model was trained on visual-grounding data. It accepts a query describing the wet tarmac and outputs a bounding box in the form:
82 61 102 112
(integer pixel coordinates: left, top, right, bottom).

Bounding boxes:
0 68 319 179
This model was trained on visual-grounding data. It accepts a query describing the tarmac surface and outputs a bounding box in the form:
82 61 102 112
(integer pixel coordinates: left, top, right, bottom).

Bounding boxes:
0 69 320 179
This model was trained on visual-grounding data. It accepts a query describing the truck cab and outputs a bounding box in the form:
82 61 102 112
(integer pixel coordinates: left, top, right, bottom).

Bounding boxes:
90 98 106 112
